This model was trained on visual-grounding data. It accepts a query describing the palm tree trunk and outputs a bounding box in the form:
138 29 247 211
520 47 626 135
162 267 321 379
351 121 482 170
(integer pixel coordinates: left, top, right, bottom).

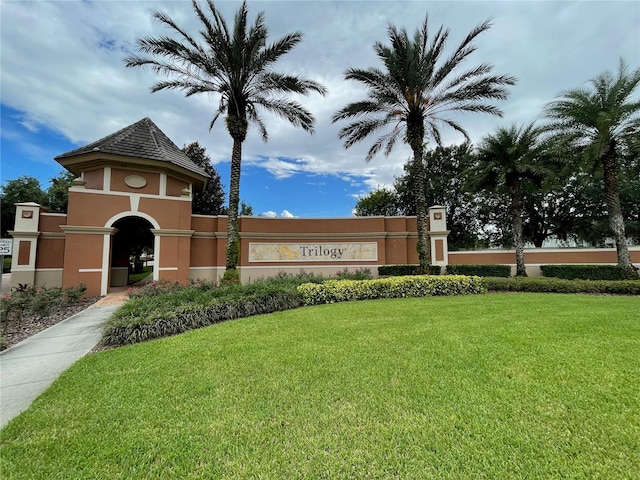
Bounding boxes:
226 137 242 270
601 142 638 278
408 131 430 273
509 179 527 277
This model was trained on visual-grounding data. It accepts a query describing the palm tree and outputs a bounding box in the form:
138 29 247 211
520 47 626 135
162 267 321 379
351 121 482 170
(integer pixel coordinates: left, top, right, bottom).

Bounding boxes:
332 16 515 272
125 0 326 277
545 60 640 278
471 123 548 276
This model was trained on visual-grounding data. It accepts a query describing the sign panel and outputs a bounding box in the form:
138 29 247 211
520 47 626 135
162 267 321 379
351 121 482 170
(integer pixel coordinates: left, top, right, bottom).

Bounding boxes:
0 239 12 256
249 242 378 262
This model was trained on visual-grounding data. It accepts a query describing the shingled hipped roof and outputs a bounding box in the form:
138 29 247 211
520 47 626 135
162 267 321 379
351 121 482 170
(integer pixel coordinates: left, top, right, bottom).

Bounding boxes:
55 117 209 178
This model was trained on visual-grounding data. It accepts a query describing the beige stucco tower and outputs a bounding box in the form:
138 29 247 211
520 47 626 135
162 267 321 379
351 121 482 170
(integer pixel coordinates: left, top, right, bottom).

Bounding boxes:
53 118 208 296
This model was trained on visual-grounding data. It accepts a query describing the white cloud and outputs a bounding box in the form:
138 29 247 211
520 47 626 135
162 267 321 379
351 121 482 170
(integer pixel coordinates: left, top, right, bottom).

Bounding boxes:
280 210 295 218
262 211 277 218
1 0 638 193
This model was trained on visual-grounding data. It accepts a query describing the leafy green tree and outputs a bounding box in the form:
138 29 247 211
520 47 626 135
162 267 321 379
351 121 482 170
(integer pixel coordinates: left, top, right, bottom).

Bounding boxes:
545 59 640 277
394 144 487 250
0 176 47 237
470 123 548 276
45 171 75 213
182 142 226 215
239 201 253 216
125 0 326 274
333 16 515 272
354 188 402 217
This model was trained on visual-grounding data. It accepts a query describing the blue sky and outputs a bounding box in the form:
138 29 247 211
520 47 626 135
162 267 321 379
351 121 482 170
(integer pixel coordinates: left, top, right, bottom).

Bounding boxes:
1 104 370 217
1 0 639 218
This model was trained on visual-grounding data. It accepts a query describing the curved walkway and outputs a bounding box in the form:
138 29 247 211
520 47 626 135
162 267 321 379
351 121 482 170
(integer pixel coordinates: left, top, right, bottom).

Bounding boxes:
0 290 128 429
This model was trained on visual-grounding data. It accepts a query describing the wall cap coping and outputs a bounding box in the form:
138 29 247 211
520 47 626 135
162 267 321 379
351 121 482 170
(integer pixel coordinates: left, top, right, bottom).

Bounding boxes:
150 229 195 237
239 232 388 239
40 233 66 239
8 231 40 238
61 226 118 235
192 232 222 239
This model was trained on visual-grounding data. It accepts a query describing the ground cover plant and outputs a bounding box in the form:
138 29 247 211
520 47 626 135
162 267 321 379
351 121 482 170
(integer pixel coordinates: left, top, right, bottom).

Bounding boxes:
1 294 638 478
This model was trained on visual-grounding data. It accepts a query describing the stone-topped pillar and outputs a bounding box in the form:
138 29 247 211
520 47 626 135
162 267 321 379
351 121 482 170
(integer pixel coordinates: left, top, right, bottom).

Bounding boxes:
9 202 46 289
428 205 450 267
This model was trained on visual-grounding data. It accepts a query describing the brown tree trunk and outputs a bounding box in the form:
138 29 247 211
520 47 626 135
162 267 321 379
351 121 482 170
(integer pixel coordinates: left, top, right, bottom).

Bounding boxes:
601 141 638 278
408 121 430 273
509 179 527 277
226 137 242 270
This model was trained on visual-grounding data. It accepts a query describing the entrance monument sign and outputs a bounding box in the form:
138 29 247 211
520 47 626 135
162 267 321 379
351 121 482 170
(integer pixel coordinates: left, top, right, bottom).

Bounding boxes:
249 242 378 262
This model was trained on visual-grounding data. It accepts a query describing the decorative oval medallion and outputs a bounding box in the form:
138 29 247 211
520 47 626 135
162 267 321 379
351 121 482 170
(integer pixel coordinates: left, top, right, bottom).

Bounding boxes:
124 175 147 189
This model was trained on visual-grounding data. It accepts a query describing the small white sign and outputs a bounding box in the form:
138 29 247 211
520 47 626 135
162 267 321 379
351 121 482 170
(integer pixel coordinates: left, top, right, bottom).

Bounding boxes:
0 238 12 256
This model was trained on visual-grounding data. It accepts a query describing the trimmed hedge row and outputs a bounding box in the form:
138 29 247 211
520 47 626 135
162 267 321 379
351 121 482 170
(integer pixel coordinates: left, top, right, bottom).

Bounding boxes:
446 264 511 278
297 275 486 305
101 290 302 346
540 264 637 281
486 277 640 295
378 265 441 276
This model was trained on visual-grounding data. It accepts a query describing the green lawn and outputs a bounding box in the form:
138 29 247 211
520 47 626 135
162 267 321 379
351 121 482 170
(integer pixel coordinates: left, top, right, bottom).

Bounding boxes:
1 294 639 479
128 265 153 284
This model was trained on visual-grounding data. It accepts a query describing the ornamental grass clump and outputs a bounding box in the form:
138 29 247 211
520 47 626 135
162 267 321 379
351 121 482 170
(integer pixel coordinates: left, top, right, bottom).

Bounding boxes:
102 290 301 346
102 273 322 347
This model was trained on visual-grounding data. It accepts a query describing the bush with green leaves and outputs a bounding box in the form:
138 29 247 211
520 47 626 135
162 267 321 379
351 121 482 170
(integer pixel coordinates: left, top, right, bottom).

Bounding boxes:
378 265 441 276
446 264 511 277
297 275 486 305
126 279 185 299
334 267 373 280
485 276 640 295
540 264 637 281
1 284 87 333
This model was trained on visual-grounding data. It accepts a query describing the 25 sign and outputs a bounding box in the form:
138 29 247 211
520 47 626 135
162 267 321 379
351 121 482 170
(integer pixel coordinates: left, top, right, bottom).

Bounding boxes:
0 239 13 256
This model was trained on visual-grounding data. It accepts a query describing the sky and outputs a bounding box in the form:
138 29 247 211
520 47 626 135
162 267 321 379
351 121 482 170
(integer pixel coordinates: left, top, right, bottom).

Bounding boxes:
1 0 639 218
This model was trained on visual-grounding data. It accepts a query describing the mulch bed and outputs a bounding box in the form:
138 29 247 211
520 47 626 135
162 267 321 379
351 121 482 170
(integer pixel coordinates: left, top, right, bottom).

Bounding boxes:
1 297 100 351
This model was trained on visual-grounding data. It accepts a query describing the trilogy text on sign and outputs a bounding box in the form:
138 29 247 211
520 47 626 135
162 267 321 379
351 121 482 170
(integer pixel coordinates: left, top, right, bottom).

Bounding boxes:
249 242 378 263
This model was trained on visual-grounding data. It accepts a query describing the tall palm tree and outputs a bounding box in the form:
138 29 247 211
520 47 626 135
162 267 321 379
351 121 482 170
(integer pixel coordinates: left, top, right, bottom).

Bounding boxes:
545 60 640 278
332 16 515 272
471 123 548 276
125 0 326 276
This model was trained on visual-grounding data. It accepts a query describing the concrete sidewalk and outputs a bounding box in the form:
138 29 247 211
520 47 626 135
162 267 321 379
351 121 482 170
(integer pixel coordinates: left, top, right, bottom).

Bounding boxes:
0 293 127 429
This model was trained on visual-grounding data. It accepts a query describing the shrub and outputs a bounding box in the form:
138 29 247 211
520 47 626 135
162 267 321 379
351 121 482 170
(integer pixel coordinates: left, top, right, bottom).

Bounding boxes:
2 257 11 273
127 279 184 299
334 268 373 280
485 277 640 295
0 284 87 324
221 268 240 286
540 264 636 281
446 264 511 277
298 275 486 306
378 265 441 276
